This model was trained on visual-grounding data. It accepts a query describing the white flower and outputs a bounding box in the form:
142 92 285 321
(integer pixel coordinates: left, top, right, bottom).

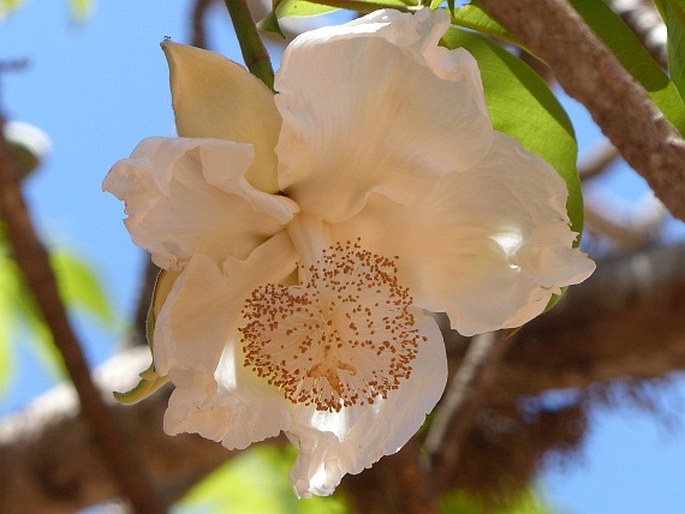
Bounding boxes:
103 8 595 498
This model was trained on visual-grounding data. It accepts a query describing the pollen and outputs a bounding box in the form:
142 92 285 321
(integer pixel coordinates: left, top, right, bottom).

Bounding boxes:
239 240 424 413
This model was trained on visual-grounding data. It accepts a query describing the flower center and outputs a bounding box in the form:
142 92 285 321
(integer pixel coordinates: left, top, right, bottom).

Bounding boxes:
239 240 425 412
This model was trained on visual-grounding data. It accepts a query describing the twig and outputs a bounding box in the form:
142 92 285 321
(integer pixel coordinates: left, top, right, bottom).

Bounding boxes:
0 118 167 514
584 193 665 250
479 0 685 221
578 141 620 181
190 0 216 49
223 0 274 89
425 332 513 488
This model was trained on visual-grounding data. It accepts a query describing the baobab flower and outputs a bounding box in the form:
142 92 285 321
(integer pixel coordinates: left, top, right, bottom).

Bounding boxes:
104 8 594 498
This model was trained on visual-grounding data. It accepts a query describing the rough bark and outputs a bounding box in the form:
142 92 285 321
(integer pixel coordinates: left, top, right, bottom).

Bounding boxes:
0 348 229 514
479 0 685 221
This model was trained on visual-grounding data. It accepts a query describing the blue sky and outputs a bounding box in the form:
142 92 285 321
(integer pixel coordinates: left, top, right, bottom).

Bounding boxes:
1 1 684 512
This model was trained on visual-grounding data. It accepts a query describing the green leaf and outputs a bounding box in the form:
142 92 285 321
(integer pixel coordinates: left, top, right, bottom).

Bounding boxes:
449 1 519 47
657 0 685 105
0 0 25 18
270 0 417 21
274 0 337 18
257 10 286 38
50 249 116 326
68 0 92 19
440 489 554 514
113 359 168 404
0 249 62 389
570 0 685 135
178 445 349 514
441 28 583 236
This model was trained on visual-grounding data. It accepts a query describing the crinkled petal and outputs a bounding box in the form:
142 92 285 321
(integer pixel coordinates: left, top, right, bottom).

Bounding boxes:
162 41 281 193
103 137 298 269
164 351 290 450
154 231 298 375
275 8 492 223
159 232 297 448
285 311 446 497
332 132 595 335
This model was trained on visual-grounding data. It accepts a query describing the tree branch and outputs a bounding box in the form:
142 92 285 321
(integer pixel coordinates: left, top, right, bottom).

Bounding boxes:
0 119 166 514
0 348 229 514
479 0 685 220
425 332 513 488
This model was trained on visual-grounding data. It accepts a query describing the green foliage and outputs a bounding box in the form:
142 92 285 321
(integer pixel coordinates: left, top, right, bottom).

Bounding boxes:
259 0 418 37
656 0 685 107
177 445 349 514
570 0 685 135
441 28 583 237
68 0 92 19
0 244 56 390
0 0 92 20
448 1 519 47
0 238 116 394
0 0 25 19
439 490 555 514
50 249 115 326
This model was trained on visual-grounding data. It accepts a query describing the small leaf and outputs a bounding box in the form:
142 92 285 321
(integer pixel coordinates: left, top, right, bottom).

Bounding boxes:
272 0 417 19
50 249 116 326
0 0 25 19
570 0 685 135
450 1 519 47
657 0 685 105
441 28 583 236
68 0 92 19
113 360 168 404
274 0 337 18
257 10 286 38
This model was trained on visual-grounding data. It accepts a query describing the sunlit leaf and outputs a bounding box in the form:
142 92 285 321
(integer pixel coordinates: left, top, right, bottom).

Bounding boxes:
656 0 685 105
50 249 116 326
442 28 583 237
440 489 555 514
178 445 349 514
0 0 25 19
570 0 685 135
0 239 117 394
68 0 92 19
449 0 520 47
275 0 337 18
0 249 61 385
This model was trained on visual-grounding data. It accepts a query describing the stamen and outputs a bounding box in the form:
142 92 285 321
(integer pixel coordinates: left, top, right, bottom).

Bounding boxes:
239 240 426 412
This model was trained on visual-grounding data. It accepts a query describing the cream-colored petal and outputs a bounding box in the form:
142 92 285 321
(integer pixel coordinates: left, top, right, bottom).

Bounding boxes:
154 231 298 375
333 132 595 335
164 360 290 450
274 8 492 223
159 232 298 448
163 41 281 192
103 137 298 270
286 311 446 497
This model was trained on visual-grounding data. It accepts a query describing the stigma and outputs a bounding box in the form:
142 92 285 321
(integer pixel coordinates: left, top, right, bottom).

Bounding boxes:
240 240 426 412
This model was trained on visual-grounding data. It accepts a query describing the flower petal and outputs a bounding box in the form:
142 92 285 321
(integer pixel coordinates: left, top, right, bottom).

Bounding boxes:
103 137 298 269
285 311 446 497
332 132 595 335
274 8 493 222
162 41 281 193
164 353 290 450
159 232 298 449
154 230 298 375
